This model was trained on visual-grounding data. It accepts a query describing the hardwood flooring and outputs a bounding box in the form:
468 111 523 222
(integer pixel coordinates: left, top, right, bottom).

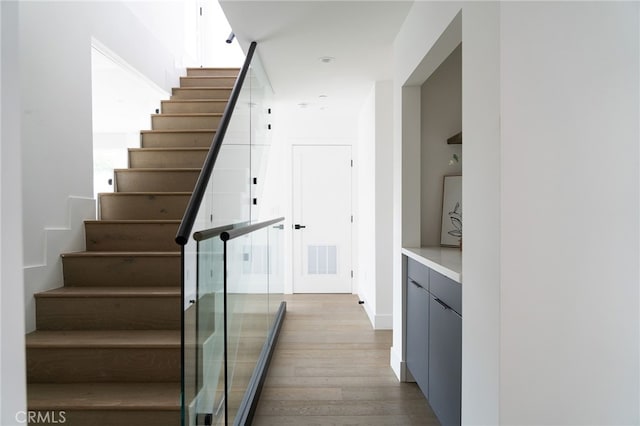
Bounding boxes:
253 294 439 425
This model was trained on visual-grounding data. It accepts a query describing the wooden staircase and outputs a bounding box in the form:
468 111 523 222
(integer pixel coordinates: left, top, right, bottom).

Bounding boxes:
26 68 239 426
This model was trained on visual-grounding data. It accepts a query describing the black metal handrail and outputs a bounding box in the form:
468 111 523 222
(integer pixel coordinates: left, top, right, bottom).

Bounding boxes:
220 217 284 242
175 41 258 246
192 223 234 242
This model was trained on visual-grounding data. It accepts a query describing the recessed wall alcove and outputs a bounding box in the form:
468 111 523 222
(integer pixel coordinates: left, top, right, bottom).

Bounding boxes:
400 11 462 250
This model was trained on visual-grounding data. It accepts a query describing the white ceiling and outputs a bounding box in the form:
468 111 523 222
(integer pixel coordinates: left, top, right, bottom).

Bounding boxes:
220 1 413 115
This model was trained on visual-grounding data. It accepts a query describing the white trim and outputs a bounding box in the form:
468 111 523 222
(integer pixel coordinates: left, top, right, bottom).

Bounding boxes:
91 37 170 99
360 295 393 330
24 196 96 332
374 313 393 330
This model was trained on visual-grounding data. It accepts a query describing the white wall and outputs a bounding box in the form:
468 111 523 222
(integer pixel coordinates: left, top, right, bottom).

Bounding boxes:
356 81 394 329
195 0 245 68
1 1 27 423
91 46 170 197
374 81 394 329
124 0 196 68
393 2 639 425
460 3 501 424
357 85 377 311
20 1 195 332
272 104 358 294
421 45 462 246
391 0 461 381
499 3 639 424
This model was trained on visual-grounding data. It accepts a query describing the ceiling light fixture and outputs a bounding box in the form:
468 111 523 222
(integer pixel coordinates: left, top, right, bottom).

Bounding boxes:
319 56 335 64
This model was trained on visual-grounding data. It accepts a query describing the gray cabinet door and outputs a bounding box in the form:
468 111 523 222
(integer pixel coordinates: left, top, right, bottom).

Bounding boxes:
428 295 462 426
406 277 429 397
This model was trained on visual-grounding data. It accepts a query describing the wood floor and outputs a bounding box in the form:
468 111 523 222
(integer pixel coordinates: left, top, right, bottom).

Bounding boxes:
252 294 440 425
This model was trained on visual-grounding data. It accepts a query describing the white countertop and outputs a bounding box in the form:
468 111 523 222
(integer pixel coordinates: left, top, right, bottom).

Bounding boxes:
402 247 462 283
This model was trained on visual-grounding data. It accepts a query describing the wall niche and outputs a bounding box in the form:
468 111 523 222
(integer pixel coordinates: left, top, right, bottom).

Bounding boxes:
420 44 462 246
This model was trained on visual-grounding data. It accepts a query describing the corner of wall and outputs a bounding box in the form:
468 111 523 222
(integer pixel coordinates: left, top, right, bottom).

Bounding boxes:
358 292 376 328
390 345 404 381
374 314 393 330
24 196 95 332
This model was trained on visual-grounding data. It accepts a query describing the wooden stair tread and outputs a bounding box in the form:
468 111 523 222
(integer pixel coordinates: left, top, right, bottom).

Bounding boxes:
128 147 208 152
181 75 235 78
162 99 227 103
98 191 191 196
140 129 215 134
35 286 180 298
187 67 239 71
85 219 181 224
173 86 231 89
113 167 201 172
61 251 179 258
26 330 179 348
28 382 180 410
151 113 223 117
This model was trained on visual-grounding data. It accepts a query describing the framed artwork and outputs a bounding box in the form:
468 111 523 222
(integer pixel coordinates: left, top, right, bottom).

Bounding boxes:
440 175 462 247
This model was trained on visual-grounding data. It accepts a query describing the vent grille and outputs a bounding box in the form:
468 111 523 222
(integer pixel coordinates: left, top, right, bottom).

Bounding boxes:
308 245 337 275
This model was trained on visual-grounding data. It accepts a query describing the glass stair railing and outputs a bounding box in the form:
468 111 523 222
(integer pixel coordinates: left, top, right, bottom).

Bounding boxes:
175 42 285 426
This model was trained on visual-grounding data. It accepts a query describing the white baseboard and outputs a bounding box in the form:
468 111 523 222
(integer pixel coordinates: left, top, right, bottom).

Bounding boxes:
360 294 375 327
359 294 393 330
374 313 393 330
24 196 95 332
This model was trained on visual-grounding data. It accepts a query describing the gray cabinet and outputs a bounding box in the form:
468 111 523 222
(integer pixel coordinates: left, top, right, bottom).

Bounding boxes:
405 257 462 426
406 261 429 397
428 292 462 426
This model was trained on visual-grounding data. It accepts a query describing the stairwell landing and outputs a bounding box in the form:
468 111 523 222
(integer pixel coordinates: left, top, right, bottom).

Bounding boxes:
25 68 239 426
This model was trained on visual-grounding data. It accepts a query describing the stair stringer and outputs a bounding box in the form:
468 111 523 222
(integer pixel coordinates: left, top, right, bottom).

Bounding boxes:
24 196 95 332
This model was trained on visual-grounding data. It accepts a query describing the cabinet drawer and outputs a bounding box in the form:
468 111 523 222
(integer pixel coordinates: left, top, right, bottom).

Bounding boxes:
429 269 461 315
407 258 429 287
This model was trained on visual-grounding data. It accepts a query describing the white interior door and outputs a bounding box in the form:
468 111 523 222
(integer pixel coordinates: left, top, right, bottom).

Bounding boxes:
292 145 352 293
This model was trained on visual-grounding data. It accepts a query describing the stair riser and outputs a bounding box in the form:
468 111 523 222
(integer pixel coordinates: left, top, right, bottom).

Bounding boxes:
171 88 232 100
151 115 221 130
129 149 208 169
35 297 180 330
27 348 179 383
85 223 179 252
141 131 215 148
114 170 200 192
187 68 239 77
62 255 179 287
99 194 190 220
25 410 180 426
161 100 227 114
180 77 236 88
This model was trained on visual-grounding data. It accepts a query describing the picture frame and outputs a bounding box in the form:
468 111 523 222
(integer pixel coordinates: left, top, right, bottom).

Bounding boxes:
440 175 462 247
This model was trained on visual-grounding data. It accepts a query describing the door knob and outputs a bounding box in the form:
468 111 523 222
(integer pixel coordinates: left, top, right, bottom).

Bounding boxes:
294 224 306 230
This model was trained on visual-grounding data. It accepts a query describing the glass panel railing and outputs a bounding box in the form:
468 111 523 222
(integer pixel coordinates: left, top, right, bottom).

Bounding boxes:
224 227 270 423
178 42 283 426
182 224 230 426
196 233 226 425
221 218 285 425
183 218 284 425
